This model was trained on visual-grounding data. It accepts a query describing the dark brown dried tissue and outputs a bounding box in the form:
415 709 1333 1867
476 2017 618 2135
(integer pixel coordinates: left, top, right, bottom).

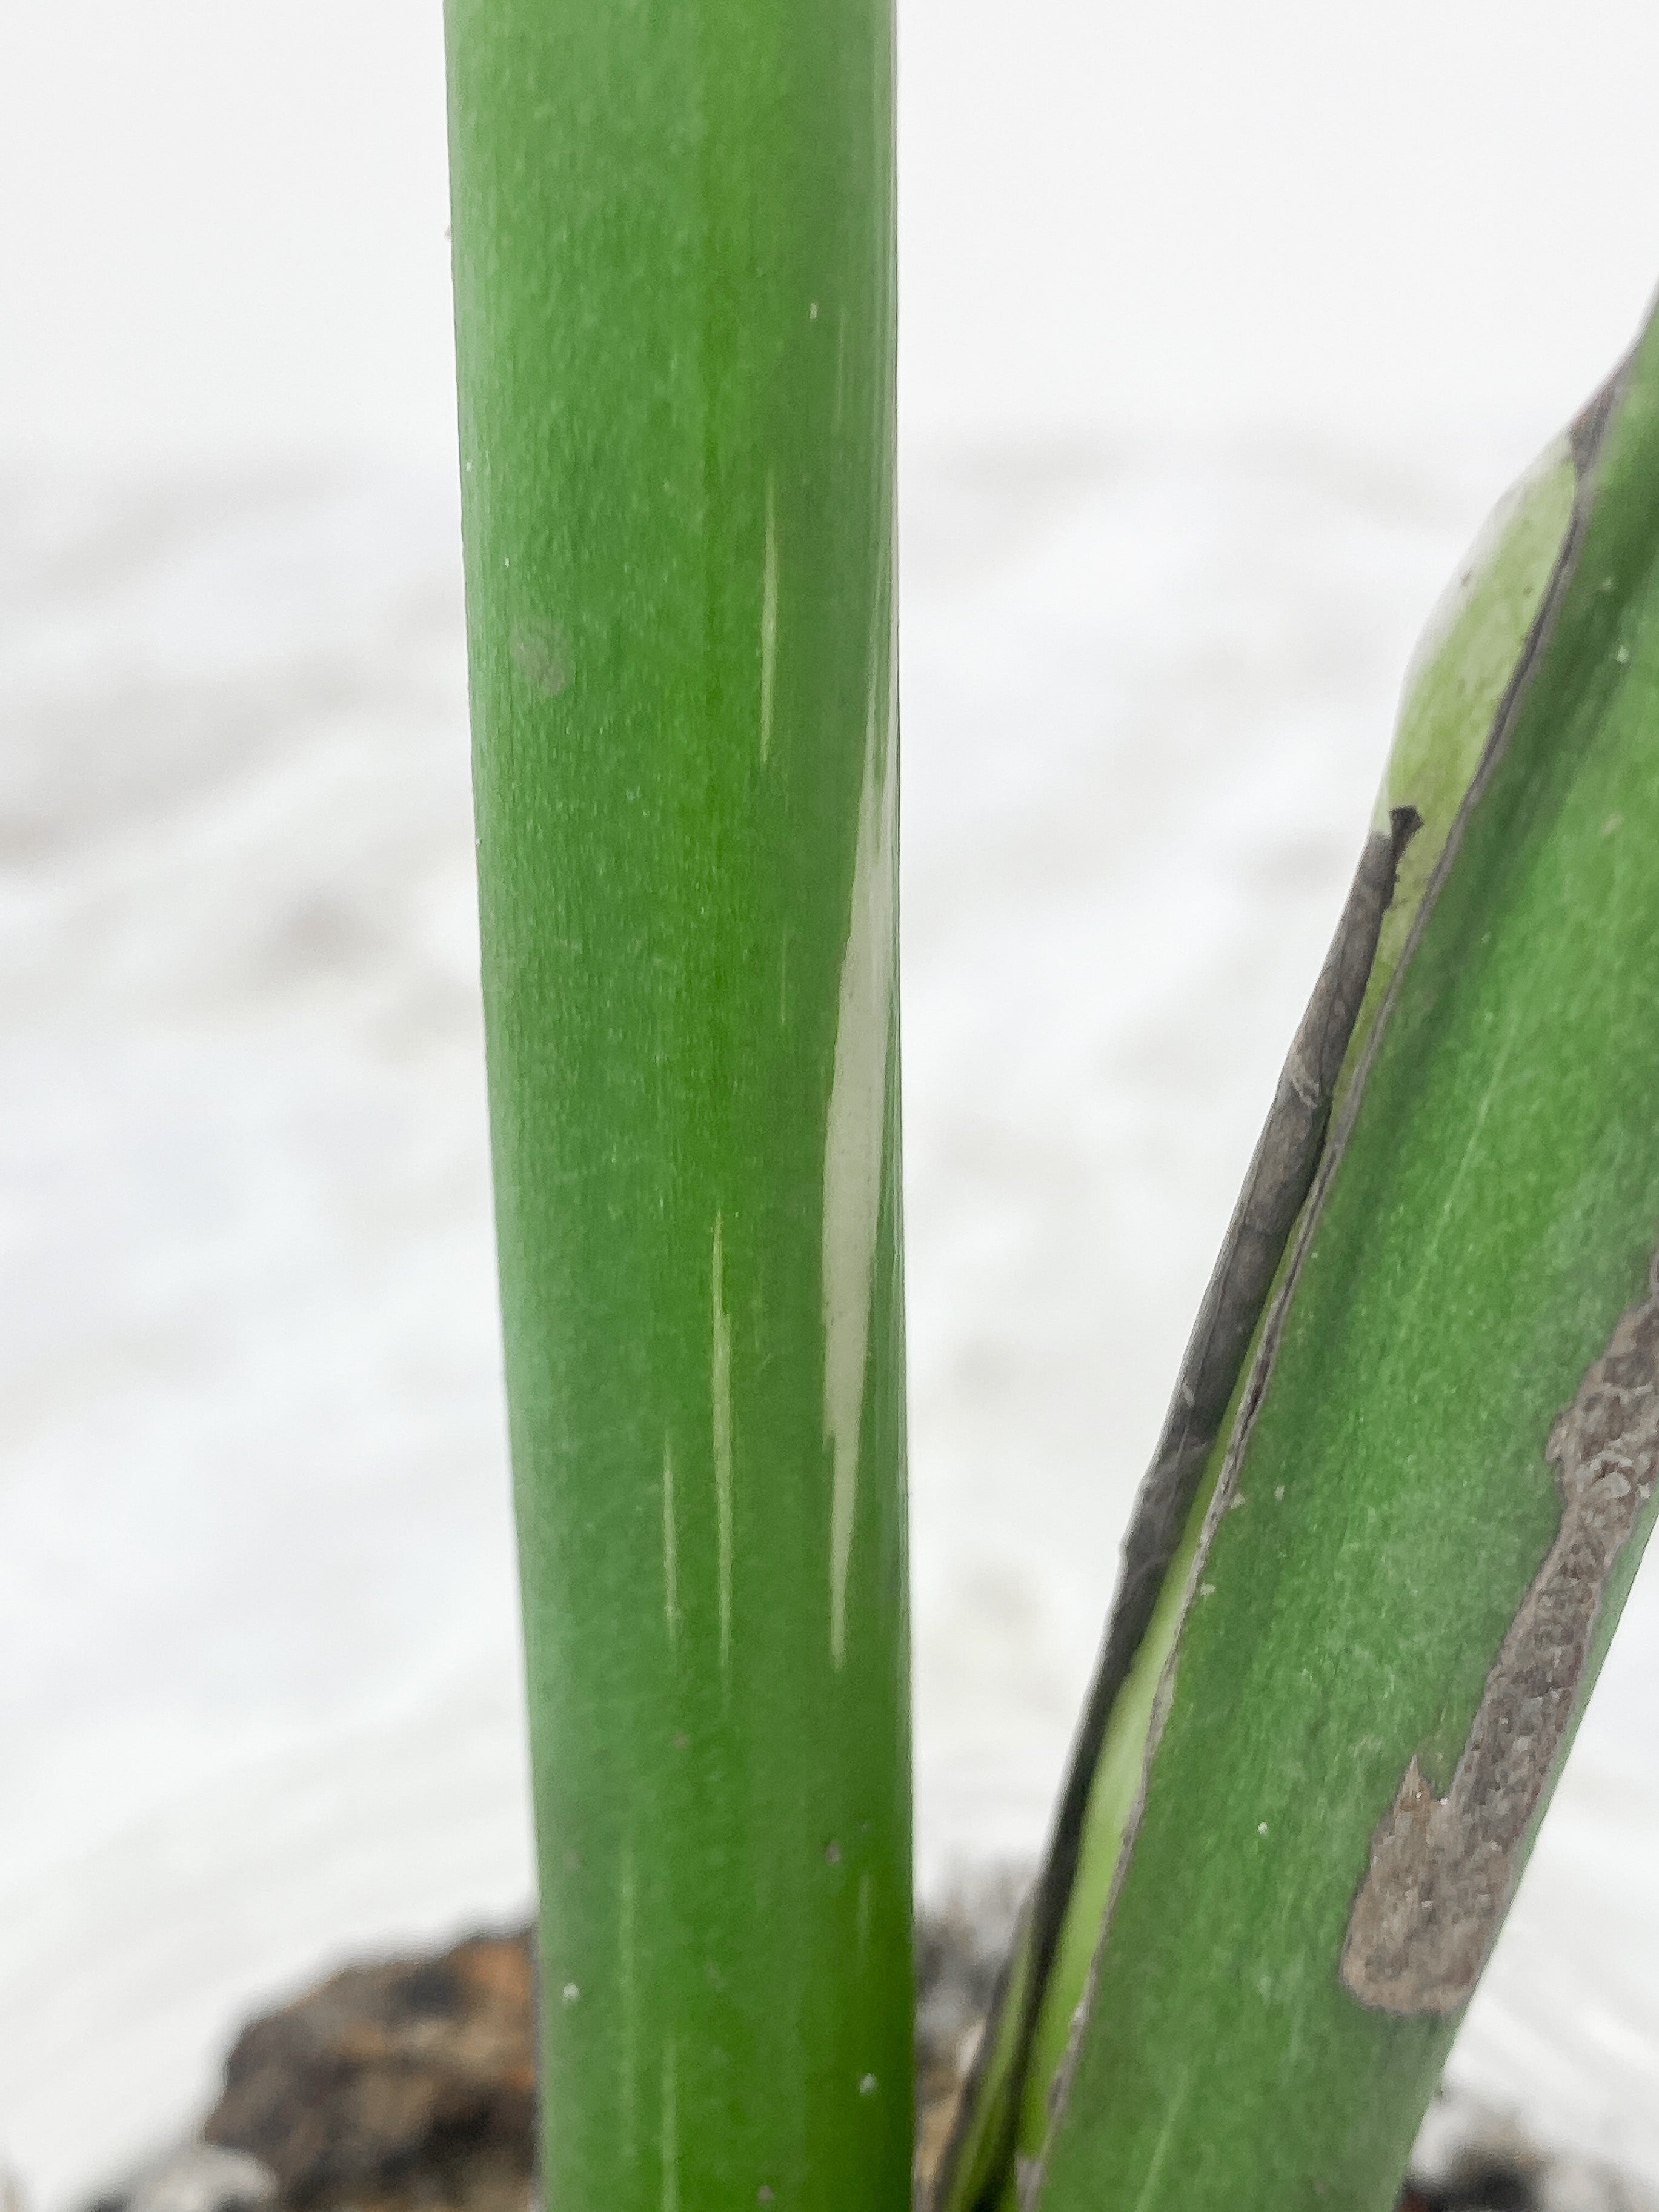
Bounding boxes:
79 1873 1649 2212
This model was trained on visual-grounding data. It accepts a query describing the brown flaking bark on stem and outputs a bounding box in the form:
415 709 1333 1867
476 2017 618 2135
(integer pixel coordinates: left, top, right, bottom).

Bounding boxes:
1343 1255 1659 2016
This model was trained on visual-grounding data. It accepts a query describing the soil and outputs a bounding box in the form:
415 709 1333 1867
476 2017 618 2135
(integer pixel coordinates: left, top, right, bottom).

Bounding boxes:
85 1879 1651 2212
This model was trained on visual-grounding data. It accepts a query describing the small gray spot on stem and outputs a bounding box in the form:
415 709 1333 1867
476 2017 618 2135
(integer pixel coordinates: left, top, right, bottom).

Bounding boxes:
510 621 570 697
1342 1258 1659 2014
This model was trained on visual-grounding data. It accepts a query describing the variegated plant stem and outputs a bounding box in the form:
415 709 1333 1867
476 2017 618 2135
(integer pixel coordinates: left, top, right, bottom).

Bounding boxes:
940 301 1659 2212
444 2 909 2207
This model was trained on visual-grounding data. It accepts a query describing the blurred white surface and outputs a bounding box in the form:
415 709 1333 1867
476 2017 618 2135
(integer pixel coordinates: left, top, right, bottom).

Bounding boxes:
5 2 1659 465
10 0 1659 2198
4 438 1659 2200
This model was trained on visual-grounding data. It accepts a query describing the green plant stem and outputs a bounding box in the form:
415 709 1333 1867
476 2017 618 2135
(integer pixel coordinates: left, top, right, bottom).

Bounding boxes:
1036 322 1659 2208
444 4 909 2207
941 308 1659 2212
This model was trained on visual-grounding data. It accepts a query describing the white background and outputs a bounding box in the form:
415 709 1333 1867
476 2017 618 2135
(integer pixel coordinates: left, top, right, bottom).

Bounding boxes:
5 2 1659 2204
4 0 1659 465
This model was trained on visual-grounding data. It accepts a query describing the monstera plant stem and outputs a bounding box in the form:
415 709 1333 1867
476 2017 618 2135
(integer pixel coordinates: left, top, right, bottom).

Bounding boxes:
444 1 909 2208
447 0 1659 2198
937 317 1659 2212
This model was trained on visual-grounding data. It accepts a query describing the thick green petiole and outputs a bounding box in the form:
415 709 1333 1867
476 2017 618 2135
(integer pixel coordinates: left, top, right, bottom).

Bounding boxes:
940 303 1659 2212
444 3 909 2207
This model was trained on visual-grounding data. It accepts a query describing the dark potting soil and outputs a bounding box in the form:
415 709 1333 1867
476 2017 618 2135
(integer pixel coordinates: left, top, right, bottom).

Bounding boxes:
85 1877 1643 2212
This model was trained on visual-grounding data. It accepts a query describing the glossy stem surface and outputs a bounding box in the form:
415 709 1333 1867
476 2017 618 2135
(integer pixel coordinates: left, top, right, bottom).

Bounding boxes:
445 4 909 2204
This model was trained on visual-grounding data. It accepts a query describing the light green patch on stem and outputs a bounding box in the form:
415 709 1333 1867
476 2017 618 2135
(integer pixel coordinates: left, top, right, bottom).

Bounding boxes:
999 1432 1229 2207
1341 436 1576 1088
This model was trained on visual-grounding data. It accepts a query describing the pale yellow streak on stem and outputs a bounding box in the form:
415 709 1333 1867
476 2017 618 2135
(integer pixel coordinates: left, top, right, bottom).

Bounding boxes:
661 1445 680 1648
661 2035 679 2212
760 472 778 763
1125 2070 1189 2212
620 1844 639 2170
712 1213 734 1678
823 643 897 1668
